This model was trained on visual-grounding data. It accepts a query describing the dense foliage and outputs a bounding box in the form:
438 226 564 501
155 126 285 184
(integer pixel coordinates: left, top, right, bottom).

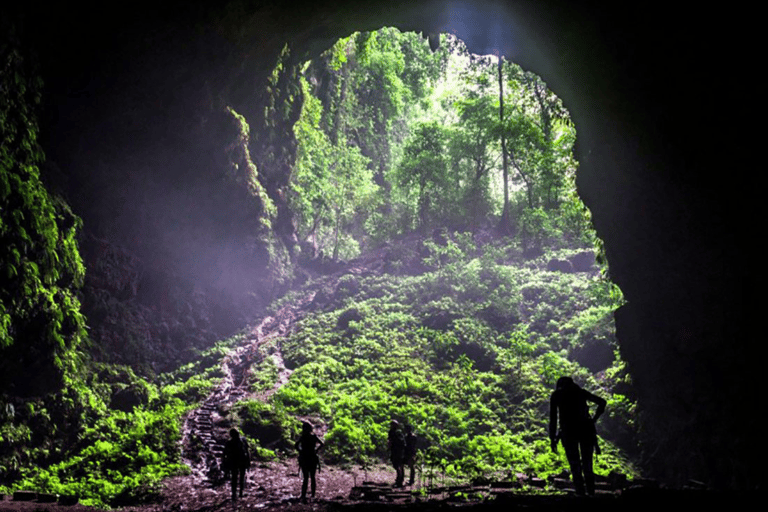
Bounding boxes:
1 25 636 506
292 29 591 260
0 341 229 507
264 33 634 478
240 233 637 482
1 21 86 398
1 23 92 498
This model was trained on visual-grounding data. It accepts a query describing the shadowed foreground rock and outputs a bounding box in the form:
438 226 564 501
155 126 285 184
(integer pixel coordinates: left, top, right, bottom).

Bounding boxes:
0 487 756 512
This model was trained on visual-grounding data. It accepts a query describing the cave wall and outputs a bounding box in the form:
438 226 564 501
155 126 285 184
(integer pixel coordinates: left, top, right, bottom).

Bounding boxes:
12 0 753 488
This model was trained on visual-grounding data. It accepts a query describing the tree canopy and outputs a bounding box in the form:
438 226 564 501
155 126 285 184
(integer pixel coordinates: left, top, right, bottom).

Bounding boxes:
291 28 591 260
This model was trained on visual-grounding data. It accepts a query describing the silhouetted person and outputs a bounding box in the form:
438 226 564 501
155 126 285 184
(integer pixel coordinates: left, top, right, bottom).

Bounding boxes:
404 424 419 485
222 428 251 500
295 421 324 501
549 376 606 496
388 420 406 487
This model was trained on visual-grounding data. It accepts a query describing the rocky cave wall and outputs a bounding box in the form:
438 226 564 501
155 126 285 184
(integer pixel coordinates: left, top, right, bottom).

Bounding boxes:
14 0 753 488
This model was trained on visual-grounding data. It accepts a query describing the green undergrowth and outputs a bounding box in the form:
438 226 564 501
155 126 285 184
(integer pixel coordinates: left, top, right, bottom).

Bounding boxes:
0 336 242 508
242 233 638 482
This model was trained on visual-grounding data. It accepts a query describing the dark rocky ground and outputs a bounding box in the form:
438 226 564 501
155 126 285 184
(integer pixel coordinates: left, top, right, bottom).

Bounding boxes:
0 473 754 512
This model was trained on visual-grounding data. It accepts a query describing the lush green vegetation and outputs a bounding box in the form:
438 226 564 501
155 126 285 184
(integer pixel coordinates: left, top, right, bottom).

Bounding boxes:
1 24 637 507
258 32 638 485
0 341 230 507
1 16 87 401
240 234 636 482
292 29 589 259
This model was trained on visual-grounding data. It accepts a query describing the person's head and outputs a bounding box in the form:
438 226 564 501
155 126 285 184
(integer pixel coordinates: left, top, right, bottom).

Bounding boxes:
405 424 413 434
556 376 576 390
230 428 240 439
390 419 400 430
301 421 313 434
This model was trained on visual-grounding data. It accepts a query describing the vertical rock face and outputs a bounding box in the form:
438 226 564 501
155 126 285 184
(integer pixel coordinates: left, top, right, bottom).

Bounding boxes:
11 0 753 488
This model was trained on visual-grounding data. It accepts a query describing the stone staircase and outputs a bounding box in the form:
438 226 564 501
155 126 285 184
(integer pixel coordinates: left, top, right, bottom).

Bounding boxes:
180 290 319 487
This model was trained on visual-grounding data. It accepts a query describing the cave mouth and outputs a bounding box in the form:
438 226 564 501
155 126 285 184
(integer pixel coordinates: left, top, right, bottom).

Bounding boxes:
290 27 594 260
269 24 638 465
5 0 748 491
228 1 752 488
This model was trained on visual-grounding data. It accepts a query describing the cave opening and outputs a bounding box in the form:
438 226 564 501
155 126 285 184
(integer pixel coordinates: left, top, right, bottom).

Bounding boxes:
260 24 640 474
236 2 753 488
1 0 756 498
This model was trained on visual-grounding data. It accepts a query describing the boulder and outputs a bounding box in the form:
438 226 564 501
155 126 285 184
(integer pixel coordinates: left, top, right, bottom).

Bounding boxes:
547 258 574 273
568 251 596 272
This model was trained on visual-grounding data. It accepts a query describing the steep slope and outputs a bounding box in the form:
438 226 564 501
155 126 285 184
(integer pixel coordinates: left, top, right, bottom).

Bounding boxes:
180 230 637 495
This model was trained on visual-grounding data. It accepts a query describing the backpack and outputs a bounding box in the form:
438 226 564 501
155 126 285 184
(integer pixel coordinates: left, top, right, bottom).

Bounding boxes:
224 436 251 470
241 437 251 469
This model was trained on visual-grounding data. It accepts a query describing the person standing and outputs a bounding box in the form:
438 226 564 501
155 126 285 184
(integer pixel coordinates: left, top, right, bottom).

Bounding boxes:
295 421 324 501
404 424 418 485
388 420 406 487
549 376 606 496
222 428 251 501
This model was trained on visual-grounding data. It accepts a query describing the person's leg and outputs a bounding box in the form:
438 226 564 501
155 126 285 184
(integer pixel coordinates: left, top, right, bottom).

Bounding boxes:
391 458 399 486
239 467 246 497
580 438 595 495
301 467 309 500
562 438 585 495
310 466 317 497
408 459 415 485
231 470 238 500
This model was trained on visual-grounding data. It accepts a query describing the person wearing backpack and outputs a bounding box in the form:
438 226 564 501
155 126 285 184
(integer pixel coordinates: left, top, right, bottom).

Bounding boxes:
223 428 251 501
295 421 324 501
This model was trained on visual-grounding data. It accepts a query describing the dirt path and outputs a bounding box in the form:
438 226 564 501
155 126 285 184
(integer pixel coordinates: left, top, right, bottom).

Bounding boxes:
180 287 319 488
159 269 433 511
170 259 451 510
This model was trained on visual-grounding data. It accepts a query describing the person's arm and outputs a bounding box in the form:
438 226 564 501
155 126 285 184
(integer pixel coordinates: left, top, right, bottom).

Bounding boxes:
584 390 607 422
315 435 324 452
549 393 558 452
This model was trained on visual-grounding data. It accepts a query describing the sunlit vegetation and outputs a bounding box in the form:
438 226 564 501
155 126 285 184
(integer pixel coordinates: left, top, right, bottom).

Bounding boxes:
242 234 637 481
1 25 638 506
244 27 637 482
0 343 229 507
292 28 588 259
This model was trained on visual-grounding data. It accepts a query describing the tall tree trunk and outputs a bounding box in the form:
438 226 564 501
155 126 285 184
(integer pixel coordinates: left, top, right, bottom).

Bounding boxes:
529 75 555 209
498 56 511 233
332 203 342 261
332 64 350 146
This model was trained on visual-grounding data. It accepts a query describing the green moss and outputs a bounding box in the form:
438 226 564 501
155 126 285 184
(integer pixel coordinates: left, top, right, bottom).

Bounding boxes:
1 28 87 393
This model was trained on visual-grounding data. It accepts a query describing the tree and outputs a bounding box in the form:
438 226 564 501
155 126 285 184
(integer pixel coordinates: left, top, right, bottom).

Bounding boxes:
298 28 446 245
450 92 499 225
294 28 587 245
292 77 377 260
393 121 451 230
498 55 511 232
